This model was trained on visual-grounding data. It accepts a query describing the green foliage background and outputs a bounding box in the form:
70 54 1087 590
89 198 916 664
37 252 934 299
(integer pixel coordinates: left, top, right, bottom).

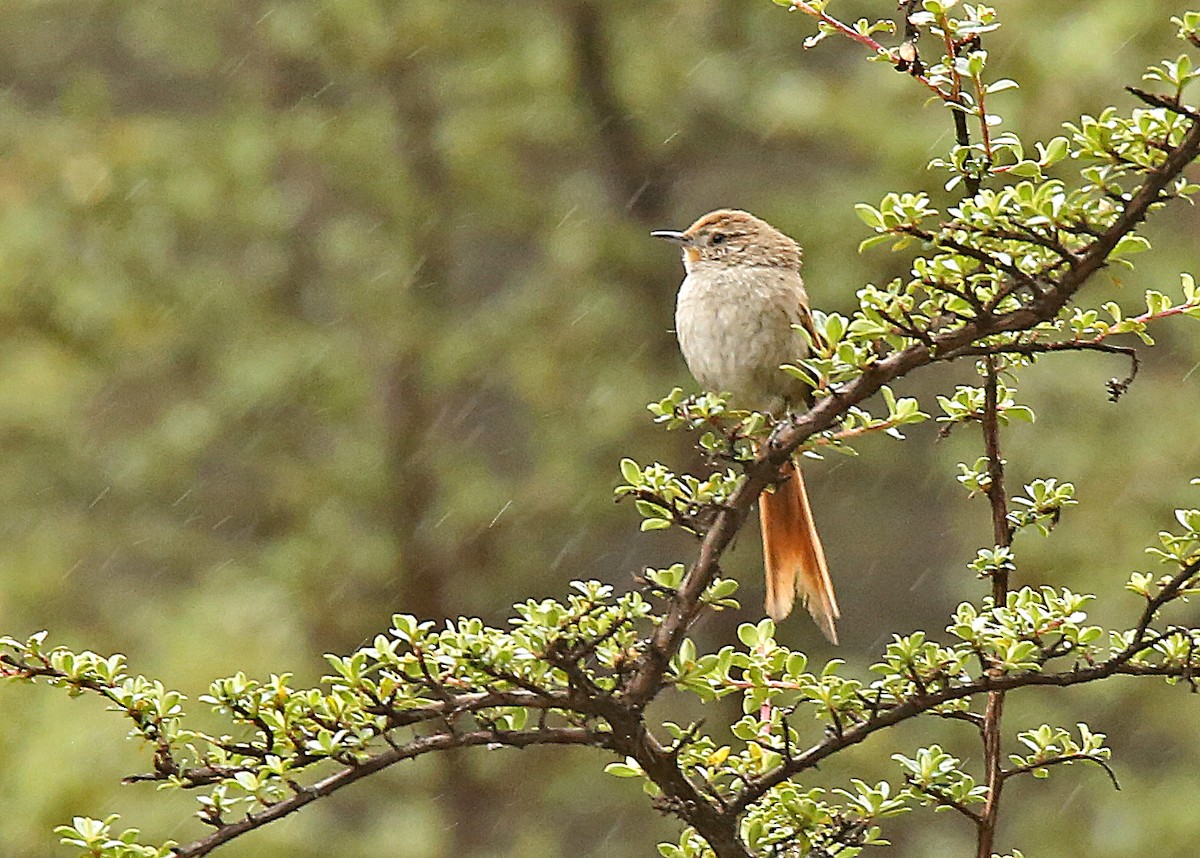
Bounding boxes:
0 1 1198 856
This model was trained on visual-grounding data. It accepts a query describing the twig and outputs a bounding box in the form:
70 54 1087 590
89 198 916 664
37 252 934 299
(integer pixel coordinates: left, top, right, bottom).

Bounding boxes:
980 224 1081 263
905 775 982 823
970 61 994 167
1001 752 1121 790
934 708 986 728
932 7 982 196
1125 85 1200 119
900 224 1038 288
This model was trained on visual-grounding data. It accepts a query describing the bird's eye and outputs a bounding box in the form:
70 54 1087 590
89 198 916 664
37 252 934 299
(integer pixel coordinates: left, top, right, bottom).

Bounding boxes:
710 233 726 245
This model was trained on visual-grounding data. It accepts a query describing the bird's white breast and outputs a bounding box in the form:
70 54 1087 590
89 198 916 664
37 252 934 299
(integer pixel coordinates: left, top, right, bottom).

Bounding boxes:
674 264 810 413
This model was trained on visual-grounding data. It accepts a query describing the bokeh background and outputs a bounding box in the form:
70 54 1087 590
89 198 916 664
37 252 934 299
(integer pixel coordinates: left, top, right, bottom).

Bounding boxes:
1 1 1198 856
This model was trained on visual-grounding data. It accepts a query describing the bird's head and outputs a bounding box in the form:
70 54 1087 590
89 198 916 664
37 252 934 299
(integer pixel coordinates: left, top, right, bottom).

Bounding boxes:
651 209 801 273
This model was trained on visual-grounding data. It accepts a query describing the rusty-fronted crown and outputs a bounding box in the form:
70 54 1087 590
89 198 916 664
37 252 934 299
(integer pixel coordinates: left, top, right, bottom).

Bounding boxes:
651 209 802 272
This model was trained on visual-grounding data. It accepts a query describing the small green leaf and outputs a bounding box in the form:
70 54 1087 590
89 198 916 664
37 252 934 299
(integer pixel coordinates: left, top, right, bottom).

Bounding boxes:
855 203 885 229
1112 234 1151 258
858 233 896 253
605 759 644 777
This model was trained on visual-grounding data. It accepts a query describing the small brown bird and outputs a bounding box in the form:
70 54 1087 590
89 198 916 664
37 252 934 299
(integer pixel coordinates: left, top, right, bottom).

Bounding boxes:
652 209 839 643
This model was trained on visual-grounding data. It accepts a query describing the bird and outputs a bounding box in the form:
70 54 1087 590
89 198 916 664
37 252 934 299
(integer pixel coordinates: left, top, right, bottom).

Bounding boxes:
651 209 839 644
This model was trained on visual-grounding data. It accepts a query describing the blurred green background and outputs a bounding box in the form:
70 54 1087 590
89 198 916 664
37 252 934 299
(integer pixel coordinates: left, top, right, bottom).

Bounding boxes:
1 1 1198 856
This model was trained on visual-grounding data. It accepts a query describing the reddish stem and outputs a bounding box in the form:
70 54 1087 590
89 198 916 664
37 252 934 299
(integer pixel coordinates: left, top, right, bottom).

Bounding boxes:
789 1 954 100
1092 301 1199 343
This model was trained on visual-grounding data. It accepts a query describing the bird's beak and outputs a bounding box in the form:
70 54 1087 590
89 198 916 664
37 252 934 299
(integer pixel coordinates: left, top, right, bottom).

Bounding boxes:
650 229 691 246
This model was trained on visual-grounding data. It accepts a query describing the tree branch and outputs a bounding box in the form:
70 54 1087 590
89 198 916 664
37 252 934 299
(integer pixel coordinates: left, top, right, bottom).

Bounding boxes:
170 727 601 858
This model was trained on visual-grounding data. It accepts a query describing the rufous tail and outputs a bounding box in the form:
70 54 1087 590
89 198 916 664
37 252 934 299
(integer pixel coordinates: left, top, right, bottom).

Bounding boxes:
758 460 839 644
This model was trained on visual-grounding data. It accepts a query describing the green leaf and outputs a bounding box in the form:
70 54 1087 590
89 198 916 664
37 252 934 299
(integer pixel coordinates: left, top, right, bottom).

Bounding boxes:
605 759 644 777
1111 234 1151 258
858 233 896 253
1004 405 1036 423
855 203 885 229
1038 135 1070 165
1007 160 1043 178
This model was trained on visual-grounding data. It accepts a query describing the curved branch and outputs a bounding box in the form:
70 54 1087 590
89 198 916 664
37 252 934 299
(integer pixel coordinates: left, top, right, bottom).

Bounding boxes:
1001 752 1121 790
949 340 1140 401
